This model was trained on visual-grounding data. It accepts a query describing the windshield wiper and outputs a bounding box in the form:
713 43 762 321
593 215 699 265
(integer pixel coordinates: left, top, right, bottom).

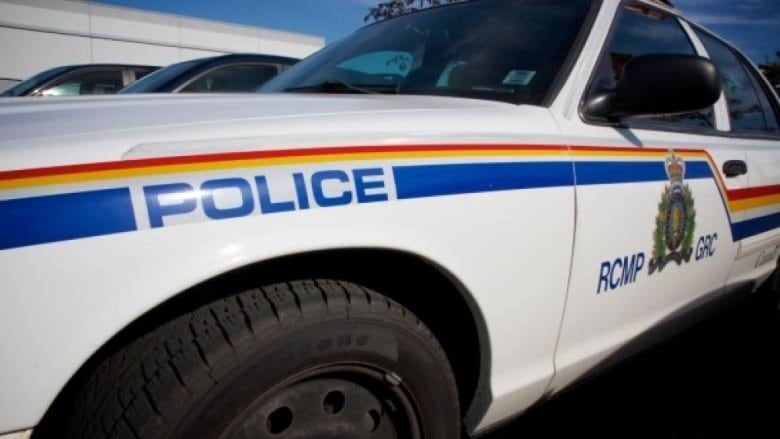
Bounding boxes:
284 80 398 94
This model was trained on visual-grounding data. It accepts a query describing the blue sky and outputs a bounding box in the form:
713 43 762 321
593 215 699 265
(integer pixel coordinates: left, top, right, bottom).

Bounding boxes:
93 0 375 43
94 0 779 64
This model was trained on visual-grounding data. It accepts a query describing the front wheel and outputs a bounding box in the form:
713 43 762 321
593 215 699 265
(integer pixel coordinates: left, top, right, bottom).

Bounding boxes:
60 280 461 439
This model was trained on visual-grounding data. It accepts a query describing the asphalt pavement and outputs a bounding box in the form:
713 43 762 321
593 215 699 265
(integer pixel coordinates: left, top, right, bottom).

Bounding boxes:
485 288 780 439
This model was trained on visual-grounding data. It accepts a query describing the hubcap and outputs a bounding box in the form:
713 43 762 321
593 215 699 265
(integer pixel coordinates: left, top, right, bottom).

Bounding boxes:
221 365 422 439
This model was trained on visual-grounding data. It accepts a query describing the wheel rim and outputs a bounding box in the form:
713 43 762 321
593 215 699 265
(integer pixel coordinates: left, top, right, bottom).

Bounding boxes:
220 364 423 439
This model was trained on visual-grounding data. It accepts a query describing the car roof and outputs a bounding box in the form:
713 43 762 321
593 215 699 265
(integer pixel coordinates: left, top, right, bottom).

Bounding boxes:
54 63 160 70
192 53 300 66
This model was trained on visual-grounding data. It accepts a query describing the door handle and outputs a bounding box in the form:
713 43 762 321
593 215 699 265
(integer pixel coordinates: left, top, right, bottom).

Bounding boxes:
723 160 748 177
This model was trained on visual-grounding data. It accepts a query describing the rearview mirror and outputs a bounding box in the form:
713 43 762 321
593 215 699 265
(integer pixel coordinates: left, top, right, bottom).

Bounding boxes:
583 54 722 120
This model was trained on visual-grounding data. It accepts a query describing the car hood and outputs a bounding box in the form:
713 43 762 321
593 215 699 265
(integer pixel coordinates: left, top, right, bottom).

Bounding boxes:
0 93 555 171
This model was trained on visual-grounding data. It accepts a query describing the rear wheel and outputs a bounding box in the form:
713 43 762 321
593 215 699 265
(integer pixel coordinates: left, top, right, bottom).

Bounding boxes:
61 280 460 439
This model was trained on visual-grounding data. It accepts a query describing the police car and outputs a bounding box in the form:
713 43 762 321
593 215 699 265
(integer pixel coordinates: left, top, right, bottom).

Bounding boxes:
1 0 779 438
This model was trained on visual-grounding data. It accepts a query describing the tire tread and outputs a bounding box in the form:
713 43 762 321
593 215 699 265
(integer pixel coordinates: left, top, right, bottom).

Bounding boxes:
63 280 457 439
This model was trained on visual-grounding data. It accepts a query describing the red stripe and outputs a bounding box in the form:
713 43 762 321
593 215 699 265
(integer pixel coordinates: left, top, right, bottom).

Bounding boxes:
0 143 710 183
0 143 565 181
728 184 780 201
572 145 704 154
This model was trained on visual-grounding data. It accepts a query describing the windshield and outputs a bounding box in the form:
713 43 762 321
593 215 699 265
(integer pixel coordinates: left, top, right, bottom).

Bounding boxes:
120 59 202 93
1 66 71 97
262 0 592 105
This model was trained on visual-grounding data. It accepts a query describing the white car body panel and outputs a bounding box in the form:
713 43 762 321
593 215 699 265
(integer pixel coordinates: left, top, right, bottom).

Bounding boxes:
1 0 779 436
549 0 780 394
0 94 575 433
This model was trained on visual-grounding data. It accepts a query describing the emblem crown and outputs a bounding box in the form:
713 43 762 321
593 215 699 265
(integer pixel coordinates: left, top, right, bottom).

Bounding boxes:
665 150 685 183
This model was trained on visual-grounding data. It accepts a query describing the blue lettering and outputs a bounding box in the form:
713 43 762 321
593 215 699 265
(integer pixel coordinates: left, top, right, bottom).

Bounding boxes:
609 258 623 290
293 172 310 210
353 168 388 203
201 178 254 220
144 167 395 228
597 252 645 294
634 252 645 282
144 183 197 228
597 261 611 294
255 176 295 214
621 254 636 286
696 233 718 261
312 170 352 207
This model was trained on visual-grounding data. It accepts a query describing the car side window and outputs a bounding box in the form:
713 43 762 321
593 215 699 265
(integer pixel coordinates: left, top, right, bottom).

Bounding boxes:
696 30 772 134
180 64 279 93
40 70 124 96
587 4 715 128
749 72 780 134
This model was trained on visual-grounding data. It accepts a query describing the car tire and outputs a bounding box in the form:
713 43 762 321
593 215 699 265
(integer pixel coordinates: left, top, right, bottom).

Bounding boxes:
62 279 461 439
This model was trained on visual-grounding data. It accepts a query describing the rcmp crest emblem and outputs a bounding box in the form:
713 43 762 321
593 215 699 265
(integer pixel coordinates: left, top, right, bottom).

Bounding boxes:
649 150 697 274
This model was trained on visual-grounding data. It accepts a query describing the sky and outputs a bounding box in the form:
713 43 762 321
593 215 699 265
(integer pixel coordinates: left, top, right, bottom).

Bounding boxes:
93 0 375 44
93 0 779 65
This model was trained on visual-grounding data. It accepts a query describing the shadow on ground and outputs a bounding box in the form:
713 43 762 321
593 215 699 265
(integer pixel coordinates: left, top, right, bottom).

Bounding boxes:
486 288 780 439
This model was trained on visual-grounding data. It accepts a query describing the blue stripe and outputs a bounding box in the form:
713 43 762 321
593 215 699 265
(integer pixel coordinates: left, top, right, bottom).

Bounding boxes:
0 159 769 250
393 162 574 199
574 161 712 185
732 212 780 241
0 188 137 250
392 160 714 200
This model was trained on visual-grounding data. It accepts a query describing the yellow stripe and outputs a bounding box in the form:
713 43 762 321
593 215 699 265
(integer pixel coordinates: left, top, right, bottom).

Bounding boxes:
730 193 780 212
0 149 566 191
569 150 708 158
0 147 717 192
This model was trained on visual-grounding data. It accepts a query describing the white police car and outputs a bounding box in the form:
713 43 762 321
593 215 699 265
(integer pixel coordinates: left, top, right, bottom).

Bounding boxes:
1 0 779 438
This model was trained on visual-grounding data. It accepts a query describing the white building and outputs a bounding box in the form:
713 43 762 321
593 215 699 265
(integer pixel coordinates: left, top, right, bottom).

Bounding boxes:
0 0 325 90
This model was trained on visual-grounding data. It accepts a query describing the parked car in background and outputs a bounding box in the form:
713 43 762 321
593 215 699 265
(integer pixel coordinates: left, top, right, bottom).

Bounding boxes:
0 64 158 97
119 53 299 94
0 78 20 94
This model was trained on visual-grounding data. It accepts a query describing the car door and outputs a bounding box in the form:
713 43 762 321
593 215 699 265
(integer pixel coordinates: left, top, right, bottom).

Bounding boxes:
690 28 780 289
548 1 747 392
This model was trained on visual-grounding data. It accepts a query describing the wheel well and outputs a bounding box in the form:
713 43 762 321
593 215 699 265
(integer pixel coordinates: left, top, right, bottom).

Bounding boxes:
35 248 491 436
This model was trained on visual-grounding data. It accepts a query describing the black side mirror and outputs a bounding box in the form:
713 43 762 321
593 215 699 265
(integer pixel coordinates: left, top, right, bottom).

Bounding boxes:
583 54 722 120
